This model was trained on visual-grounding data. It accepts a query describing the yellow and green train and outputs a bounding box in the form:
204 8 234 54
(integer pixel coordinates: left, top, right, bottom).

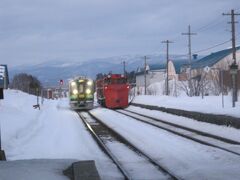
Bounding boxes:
69 77 94 110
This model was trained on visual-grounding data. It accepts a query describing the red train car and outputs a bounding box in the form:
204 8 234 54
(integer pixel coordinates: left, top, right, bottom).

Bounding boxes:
96 74 129 108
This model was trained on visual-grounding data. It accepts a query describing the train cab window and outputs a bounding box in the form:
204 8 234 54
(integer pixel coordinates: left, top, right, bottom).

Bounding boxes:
111 78 126 84
111 79 118 84
118 78 127 84
79 84 84 93
104 78 111 84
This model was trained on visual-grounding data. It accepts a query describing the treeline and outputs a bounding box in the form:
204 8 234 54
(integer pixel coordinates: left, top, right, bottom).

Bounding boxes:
10 73 41 95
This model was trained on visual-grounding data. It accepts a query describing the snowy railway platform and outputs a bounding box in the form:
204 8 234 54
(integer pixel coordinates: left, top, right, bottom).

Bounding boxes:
1 90 240 179
0 90 121 179
0 159 100 180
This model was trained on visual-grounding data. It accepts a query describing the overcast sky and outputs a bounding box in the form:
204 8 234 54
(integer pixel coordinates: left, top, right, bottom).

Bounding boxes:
0 0 240 67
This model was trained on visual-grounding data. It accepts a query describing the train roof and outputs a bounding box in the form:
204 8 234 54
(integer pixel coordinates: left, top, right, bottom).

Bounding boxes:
105 74 126 79
70 76 93 82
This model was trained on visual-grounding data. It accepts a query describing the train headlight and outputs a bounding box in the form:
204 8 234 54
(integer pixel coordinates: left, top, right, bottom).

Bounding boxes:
86 89 91 94
72 89 78 95
71 82 76 86
87 81 93 86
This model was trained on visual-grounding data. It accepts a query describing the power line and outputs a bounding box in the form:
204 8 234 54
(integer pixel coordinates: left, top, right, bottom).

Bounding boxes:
181 33 240 56
171 14 228 42
161 9 240 59
194 16 226 33
193 39 232 54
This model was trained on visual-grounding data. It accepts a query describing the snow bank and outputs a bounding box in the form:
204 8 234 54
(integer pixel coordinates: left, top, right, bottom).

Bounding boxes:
0 90 122 179
133 95 240 118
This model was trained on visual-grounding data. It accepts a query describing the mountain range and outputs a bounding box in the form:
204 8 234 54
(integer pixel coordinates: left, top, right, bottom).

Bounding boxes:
10 54 192 87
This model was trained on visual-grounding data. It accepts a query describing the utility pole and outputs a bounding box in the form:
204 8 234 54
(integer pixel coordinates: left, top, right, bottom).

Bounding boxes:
144 56 149 95
123 61 126 77
223 9 240 107
162 40 173 95
182 25 197 96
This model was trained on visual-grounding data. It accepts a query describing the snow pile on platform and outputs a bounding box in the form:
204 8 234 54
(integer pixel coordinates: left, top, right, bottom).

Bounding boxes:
0 90 121 179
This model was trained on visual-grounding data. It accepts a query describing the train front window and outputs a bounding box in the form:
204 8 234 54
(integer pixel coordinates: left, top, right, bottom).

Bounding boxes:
104 78 111 84
79 84 84 93
110 78 126 84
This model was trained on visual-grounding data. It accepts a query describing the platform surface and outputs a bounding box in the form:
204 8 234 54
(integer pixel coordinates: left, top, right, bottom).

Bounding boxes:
0 159 77 180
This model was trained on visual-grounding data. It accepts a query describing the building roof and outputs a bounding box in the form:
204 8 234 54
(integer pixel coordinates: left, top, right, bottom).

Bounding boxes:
136 59 188 75
191 46 240 69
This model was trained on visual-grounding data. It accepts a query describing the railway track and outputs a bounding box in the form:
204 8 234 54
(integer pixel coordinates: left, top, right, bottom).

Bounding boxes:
78 111 180 180
130 103 240 129
116 109 240 157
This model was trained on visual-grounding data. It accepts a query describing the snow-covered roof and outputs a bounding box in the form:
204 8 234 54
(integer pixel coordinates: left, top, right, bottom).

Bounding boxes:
136 59 188 75
191 46 240 69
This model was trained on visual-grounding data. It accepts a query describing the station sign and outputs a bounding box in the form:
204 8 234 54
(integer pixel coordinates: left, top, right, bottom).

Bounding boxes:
0 66 4 77
0 66 5 88
0 65 9 89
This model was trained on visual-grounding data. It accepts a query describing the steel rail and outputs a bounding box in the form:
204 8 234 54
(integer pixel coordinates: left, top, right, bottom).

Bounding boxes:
88 112 181 180
130 103 240 129
123 109 240 145
116 110 240 157
78 112 132 180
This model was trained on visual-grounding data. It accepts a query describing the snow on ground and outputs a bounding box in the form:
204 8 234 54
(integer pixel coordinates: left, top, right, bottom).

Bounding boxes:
127 106 240 143
1 89 240 179
133 95 240 118
0 90 122 179
91 108 240 180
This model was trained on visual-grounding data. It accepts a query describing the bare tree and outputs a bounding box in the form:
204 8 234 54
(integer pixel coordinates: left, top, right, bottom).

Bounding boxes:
10 73 41 95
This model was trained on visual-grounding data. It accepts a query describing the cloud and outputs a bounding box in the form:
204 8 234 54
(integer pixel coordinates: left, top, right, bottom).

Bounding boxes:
0 0 239 66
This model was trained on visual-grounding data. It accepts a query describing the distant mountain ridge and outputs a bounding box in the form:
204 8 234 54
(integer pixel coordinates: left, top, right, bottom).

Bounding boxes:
10 54 197 86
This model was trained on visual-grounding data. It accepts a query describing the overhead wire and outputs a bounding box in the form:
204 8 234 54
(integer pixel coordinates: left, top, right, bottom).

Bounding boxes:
184 32 240 56
190 9 240 54
161 8 240 58
192 18 240 54
170 13 227 42
193 39 232 54
193 16 226 33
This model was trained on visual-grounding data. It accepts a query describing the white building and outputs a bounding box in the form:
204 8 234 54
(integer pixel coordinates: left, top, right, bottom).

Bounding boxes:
135 60 187 94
